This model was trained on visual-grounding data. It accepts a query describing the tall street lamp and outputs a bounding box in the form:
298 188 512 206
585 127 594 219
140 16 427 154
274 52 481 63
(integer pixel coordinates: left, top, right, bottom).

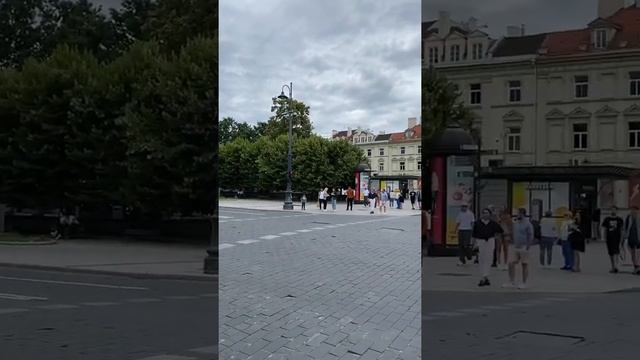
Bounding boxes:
277 82 294 210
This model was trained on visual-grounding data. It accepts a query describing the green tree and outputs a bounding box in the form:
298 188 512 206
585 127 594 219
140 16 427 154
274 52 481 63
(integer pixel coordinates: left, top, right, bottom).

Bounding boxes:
143 0 217 54
0 46 112 210
0 0 45 68
110 0 156 53
123 37 217 216
265 97 313 138
422 66 474 145
219 138 259 191
219 117 259 144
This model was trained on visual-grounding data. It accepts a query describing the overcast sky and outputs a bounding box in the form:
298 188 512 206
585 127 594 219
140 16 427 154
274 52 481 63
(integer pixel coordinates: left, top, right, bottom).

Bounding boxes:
423 0 601 37
220 0 421 137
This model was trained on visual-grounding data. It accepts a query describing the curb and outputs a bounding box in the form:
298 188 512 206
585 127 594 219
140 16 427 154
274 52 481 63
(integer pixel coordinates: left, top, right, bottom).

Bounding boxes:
0 239 58 246
0 262 218 282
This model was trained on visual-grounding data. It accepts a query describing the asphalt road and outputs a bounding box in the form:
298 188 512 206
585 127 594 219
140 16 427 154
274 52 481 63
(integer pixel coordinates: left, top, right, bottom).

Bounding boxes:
219 207 421 359
422 290 640 360
0 266 218 360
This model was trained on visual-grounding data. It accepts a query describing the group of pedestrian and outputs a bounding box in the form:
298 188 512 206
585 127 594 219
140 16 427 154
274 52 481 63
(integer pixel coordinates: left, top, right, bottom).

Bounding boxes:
455 205 640 289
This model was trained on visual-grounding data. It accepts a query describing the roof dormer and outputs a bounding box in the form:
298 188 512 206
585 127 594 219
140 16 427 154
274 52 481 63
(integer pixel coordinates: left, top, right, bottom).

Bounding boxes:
588 18 621 50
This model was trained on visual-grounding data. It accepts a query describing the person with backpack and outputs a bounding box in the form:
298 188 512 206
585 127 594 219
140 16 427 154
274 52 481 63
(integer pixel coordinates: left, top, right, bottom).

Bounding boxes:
602 207 624 273
624 206 640 275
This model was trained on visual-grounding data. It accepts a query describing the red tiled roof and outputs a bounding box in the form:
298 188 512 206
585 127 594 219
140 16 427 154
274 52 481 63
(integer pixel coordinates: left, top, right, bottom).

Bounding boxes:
389 132 405 141
542 5 640 56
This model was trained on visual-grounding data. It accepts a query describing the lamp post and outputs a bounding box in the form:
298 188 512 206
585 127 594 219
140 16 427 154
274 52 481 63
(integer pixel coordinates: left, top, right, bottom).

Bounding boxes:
277 83 294 210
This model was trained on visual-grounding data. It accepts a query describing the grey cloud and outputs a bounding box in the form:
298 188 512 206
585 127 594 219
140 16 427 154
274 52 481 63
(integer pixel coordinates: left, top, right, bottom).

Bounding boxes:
221 0 420 136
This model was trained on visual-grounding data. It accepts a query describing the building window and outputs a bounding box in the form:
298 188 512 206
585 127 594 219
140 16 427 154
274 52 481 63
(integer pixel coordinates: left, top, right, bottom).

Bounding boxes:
417 161 422 170
472 43 483 60
450 44 460 62
629 122 640 149
379 148 384 156
575 75 589 98
470 83 482 104
355 138 360 143
506 127 521 152
400 161 406 171
418 145 422 154
360 136 365 143
630 72 640 96
508 80 522 102
573 123 588 150
367 149 372 157
379 163 384 172
595 29 607 49
428 47 439 65
400 146 406 155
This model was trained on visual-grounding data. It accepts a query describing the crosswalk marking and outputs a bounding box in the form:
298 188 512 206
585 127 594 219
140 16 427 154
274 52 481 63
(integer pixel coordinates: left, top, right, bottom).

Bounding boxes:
260 235 280 240
278 232 297 236
296 229 312 233
236 239 260 244
219 243 235 249
0 292 48 301
36 304 79 310
0 308 29 314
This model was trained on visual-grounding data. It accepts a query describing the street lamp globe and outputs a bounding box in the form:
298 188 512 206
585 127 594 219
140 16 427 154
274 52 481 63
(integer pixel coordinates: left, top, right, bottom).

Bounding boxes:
278 91 288 100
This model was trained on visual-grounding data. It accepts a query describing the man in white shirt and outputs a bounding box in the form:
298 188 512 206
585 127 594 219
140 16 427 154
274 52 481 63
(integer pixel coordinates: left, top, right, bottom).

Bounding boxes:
455 204 475 265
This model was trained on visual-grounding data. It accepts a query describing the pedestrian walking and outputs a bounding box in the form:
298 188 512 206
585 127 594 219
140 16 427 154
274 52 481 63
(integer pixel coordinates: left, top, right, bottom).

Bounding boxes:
346 186 355 211
379 189 389 214
456 204 475 266
318 188 323 209
497 209 513 270
472 208 504 286
410 190 417 210
569 221 586 272
503 208 534 289
559 211 575 271
368 189 377 214
602 207 623 273
539 211 558 267
320 188 328 211
330 188 337 211
301 193 307 210
398 191 404 209
623 206 640 275
389 190 396 209
363 188 370 208
592 208 601 242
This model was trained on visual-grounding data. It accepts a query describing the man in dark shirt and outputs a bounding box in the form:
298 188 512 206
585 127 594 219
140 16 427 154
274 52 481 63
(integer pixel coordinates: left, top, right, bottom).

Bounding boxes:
601 207 623 273
472 208 504 287
624 206 640 275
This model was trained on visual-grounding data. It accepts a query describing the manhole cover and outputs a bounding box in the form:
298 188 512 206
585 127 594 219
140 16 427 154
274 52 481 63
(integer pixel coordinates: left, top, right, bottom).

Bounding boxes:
436 273 472 277
496 331 585 347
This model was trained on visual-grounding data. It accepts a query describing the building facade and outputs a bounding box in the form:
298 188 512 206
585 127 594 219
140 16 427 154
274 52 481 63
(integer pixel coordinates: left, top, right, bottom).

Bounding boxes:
332 118 422 192
424 0 640 223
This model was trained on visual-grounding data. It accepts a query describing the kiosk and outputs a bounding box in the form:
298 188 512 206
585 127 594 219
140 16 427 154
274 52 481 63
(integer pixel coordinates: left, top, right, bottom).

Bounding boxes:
425 126 478 257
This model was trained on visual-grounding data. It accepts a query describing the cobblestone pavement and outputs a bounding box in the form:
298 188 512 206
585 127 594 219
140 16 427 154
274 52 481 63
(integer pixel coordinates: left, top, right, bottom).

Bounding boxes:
422 290 640 360
219 208 421 359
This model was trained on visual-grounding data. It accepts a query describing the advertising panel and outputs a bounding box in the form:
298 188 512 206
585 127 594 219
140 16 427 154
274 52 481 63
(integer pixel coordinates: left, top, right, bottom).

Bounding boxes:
359 172 369 201
445 156 474 246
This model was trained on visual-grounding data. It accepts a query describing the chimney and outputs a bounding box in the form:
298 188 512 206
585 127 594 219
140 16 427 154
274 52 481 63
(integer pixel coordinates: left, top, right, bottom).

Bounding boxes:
438 11 451 36
347 127 352 135
598 0 625 18
507 25 522 37
407 117 417 129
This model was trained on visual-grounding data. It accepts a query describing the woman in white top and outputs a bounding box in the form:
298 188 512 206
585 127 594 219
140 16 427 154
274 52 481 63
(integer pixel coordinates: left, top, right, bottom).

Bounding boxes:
539 211 558 267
